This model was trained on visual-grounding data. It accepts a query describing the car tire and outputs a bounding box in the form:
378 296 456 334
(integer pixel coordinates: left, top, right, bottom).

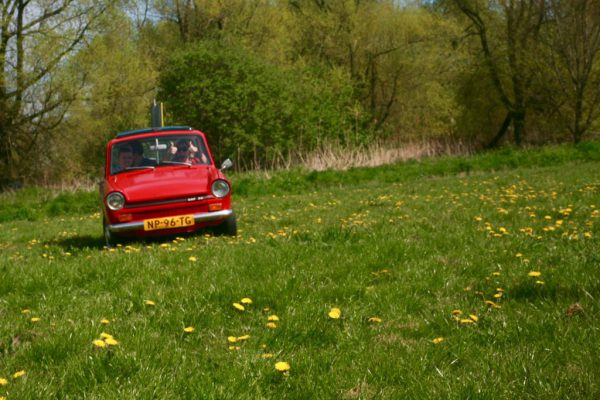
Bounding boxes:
214 212 237 236
103 219 121 248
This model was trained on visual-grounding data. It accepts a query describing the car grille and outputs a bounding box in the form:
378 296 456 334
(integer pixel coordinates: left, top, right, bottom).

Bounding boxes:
125 194 214 209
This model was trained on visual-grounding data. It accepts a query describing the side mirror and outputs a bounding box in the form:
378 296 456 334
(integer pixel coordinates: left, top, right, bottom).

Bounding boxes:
220 158 233 171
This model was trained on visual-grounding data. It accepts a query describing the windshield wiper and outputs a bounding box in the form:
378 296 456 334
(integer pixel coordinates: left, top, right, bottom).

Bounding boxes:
158 161 192 166
113 166 155 175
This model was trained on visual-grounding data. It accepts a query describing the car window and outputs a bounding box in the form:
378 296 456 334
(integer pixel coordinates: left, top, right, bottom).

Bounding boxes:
110 135 210 175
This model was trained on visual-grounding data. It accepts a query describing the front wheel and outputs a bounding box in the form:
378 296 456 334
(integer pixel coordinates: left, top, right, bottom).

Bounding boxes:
213 212 237 236
103 220 121 248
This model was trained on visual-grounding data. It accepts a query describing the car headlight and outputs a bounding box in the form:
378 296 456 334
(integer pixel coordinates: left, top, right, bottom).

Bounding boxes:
211 179 230 198
106 192 125 211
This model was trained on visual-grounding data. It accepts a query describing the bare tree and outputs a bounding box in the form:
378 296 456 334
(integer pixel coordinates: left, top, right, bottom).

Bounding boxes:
542 0 600 143
0 0 108 184
453 0 546 147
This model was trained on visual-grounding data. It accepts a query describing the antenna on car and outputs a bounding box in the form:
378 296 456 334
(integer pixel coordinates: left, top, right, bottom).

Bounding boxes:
151 99 164 128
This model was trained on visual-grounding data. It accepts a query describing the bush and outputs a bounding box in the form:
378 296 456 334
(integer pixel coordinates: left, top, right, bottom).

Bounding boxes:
158 41 366 169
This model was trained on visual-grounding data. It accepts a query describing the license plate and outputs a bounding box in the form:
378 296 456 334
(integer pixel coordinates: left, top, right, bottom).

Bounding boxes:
144 215 195 231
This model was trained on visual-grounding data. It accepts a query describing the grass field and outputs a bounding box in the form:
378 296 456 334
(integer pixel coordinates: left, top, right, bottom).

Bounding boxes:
0 146 599 399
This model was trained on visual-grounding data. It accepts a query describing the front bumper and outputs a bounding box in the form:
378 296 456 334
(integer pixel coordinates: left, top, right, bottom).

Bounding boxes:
108 209 233 233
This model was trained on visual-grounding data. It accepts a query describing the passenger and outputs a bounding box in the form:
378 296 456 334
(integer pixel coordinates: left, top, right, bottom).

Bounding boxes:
114 146 133 173
170 139 208 164
130 141 155 166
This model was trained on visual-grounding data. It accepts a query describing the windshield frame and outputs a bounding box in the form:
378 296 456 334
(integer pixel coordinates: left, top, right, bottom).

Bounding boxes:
106 132 213 176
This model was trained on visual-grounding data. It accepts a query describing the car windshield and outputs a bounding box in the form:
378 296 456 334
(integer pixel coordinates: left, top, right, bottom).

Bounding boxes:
110 134 210 175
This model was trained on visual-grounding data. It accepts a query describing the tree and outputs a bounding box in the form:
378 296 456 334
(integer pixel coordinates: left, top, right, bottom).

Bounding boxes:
452 0 546 147
541 0 600 143
0 0 109 184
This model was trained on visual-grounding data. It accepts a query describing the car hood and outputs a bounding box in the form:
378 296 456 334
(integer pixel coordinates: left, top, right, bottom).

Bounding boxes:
110 166 217 203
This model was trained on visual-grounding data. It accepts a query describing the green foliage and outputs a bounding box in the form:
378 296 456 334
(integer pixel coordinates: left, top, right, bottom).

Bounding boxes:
158 41 364 168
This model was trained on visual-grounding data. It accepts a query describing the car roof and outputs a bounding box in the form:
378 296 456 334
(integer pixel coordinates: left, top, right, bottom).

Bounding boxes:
115 126 194 138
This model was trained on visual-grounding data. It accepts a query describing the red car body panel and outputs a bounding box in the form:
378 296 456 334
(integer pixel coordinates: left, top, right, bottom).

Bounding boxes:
100 127 235 242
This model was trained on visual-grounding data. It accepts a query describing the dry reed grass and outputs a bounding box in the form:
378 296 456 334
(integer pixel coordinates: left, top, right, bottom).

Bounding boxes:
299 139 473 171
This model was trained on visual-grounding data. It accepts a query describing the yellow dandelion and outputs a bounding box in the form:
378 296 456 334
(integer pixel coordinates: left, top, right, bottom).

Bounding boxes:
21 309 30 314
183 326 195 333
233 303 245 311
368 316 383 323
240 298 253 305
188 256 197 262
432 337 444 344
228 345 240 351
227 336 237 343
144 300 156 306
469 314 479 322
492 272 501 276
494 292 503 298
528 271 542 277
100 332 113 339
12 370 26 379
328 307 341 319
30 317 40 323
266 322 277 329
237 334 250 341
267 315 279 322
275 361 290 372
0 378 8 386
93 339 107 348
100 319 110 325
536 280 545 285
485 300 502 309
262 353 274 359
451 309 462 316
104 337 119 346
460 318 474 325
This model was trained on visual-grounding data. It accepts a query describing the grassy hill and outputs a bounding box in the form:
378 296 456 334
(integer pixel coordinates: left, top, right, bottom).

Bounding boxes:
0 144 598 398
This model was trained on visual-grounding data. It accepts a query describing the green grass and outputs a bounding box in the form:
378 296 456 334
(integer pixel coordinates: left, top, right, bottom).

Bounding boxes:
0 149 599 398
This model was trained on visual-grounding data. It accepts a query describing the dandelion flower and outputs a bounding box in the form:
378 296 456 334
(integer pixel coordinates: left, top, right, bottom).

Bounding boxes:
237 334 250 341
262 353 273 359
12 370 26 379
460 319 474 325
233 303 245 311
469 314 479 322
228 346 240 351
328 307 341 319
368 316 383 323
432 337 444 344
21 309 30 314
104 337 119 346
188 256 197 262
93 339 107 348
275 361 290 372
100 319 110 325
494 293 503 298
0 378 8 386
266 322 277 329
240 298 253 304
100 332 113 340
492 272 501 276
536 280 545 285
144 300 156 306
528 271 542 277
485 300 501 308
267 315 279 322
227 336 237 343
30 317 40 323
183 326 195 333
451 309 462 316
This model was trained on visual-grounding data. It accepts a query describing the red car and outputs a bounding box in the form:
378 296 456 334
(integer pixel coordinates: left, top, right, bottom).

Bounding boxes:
100 126 236 246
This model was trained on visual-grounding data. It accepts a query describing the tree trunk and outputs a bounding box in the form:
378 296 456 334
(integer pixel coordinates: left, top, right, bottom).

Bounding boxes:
486 112 512 149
